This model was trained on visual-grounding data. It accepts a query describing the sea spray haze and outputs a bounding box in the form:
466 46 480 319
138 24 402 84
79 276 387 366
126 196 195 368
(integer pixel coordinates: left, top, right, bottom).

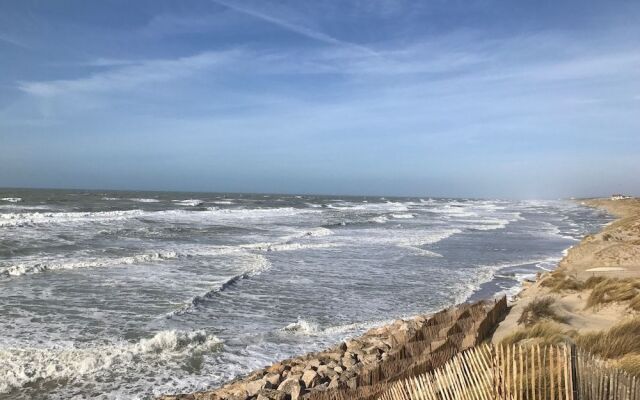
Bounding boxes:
0 189 611 399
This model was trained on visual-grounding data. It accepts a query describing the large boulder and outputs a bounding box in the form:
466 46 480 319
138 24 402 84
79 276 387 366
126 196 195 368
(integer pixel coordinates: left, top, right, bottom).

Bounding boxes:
301 370 319 388
276 377 302 400
263 373 281 388
244 379 265 397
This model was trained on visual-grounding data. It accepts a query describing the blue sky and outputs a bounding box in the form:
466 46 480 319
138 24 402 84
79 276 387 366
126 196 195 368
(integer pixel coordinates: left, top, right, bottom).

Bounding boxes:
1 0 639 198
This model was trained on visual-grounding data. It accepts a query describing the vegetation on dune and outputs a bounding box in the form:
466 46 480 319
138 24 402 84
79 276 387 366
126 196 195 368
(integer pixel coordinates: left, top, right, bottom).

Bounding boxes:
502 317 640 376
501 322 569 346
613 353 640 377
539 271 640 311
575 318 640 359
517 297 568 327
585 278 640 309
539 271 605 292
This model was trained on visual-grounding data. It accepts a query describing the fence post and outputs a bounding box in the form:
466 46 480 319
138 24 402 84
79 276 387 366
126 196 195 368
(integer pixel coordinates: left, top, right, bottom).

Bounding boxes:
570 344 579 400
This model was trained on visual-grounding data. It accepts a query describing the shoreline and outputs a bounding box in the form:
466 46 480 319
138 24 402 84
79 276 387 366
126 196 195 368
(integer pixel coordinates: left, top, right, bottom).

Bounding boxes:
493 197 640 342
159 200 618 399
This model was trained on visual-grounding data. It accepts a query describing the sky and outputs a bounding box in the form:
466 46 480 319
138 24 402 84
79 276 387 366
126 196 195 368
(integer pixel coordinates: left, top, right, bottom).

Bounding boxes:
1 0 639 198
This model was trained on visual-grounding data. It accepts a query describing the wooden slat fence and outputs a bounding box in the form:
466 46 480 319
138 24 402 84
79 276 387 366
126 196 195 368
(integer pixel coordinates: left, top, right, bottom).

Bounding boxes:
378 344 640 400
309 297 508 400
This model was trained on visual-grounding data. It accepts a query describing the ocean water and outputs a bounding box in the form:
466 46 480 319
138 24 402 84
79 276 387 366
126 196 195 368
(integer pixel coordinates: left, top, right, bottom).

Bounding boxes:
0 189 611 399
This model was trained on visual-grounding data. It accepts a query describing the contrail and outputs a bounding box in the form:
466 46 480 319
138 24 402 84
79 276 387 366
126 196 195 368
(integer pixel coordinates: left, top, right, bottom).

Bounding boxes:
211 0 378 56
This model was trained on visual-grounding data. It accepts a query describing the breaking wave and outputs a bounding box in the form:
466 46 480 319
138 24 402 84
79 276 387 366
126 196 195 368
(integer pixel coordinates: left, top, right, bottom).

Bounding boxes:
1 251 179 277
391 213 414 219
281 318 392 337
0 330 222 394
1 197 21 203
173 199 204 207
0 207 317 228
0 209 146 228
129 198 160 203
167 253 271 317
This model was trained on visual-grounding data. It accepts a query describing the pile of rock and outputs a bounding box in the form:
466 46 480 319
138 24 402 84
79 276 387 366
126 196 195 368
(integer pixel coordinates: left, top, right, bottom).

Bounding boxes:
160 299 506 400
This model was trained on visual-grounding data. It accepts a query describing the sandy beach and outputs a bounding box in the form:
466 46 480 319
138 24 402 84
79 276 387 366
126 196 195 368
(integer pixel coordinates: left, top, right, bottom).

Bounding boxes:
493 197 640 356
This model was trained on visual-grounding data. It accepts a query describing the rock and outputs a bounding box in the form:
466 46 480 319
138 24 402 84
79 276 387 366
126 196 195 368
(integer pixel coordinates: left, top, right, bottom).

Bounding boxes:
277 377 302 400
213 385 247 399
245 379 265 397
267 363 285 374
263 373 281 388
306 359 321 369
333 366 343 373
341 353 357 369
346 377 357 390
256 389 287 400
316 364 330 376
327 377 340 390
301 370 319 388
291 364 305 374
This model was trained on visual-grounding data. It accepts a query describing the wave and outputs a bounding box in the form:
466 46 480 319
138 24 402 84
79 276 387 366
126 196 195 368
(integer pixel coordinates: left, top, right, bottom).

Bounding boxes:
173 199 204 207
102 197 120 201
327 201 409 212
0 330 222 394
0 209 146 228
212 200 234 205
0 206 316 228
457 218 512 231
394 229 462 247
391 213 414 219
167 253 271 317
283 227 334 241
129 198 160 203
1 251 179 277
281 318 392 337
242 242 336 253
2 235 337 279
1 197 21 203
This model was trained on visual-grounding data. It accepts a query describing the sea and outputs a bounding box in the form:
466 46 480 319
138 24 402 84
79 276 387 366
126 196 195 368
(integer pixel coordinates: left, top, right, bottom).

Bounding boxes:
0 188 612 399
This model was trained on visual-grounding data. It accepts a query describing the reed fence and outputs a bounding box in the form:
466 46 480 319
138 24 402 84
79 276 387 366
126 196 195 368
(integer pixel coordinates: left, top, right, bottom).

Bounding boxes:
378 344 640 400
308 297 509 400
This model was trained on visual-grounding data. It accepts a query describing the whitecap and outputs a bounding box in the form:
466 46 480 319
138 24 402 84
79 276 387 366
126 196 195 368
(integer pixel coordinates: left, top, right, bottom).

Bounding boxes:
391 213 414 219
0 209 146 228
1 251 179 277
282 319 319 334
0 197 21 203
173 199 204 207
129 198 160 203
0 330 222 394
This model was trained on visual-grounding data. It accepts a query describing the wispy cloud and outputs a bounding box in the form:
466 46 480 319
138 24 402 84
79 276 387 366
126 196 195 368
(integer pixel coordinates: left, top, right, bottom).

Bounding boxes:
0 32 28 49
210 0 378 56
19 50 240 97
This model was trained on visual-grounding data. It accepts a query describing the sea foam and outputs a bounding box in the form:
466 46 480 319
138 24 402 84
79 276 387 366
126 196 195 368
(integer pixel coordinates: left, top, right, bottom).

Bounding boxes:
0 330 222 394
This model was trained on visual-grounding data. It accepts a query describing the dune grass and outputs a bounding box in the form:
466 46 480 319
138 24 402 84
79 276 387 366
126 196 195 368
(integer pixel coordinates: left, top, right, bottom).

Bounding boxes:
501 322 569 346
575 317 640 359
502 317 640 357
539 271 605 292
517 297 568 327
585 278 640 309
613 353 640 376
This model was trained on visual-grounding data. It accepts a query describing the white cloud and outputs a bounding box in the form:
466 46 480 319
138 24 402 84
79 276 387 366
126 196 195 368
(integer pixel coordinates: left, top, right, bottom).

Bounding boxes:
18 50 241 97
